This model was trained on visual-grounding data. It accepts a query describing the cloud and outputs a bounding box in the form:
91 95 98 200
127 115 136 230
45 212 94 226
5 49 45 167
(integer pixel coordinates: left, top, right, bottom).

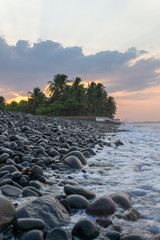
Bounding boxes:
0 36 160 100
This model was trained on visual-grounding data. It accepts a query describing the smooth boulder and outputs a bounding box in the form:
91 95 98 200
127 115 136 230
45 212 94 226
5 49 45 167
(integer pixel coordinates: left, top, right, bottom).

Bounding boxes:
64 184 96 199
15 195 70 230
63 151 87 165
110 192 132 210
64 156 83 169
86 197 116 216
47 227 70 240
0 195 16 232
72 218 99 240
67 194 89 209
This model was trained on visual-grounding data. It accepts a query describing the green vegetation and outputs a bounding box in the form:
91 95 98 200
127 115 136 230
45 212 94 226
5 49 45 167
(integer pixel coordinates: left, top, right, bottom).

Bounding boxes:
1 74 117 118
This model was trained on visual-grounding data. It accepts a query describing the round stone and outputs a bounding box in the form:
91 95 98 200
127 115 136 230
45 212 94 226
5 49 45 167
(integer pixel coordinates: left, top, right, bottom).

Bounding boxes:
72 218 99 240
0 195 16 232
30 165 43 180
86 197 116 217
67 194 89 209
64 156 83 169
47 227 69 240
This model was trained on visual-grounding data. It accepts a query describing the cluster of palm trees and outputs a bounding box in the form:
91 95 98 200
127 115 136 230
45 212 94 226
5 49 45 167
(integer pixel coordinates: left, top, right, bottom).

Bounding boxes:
1 74 117 118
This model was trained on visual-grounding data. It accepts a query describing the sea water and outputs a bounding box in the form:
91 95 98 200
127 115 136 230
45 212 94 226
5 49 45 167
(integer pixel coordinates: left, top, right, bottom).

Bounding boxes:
67 122 160 236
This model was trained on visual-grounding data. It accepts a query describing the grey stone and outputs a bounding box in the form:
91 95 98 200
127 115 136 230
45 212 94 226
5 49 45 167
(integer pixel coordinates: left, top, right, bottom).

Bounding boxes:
0 195 16 232
1 184 22 197
16 195 70 230
64 184 96 199
72 218 99 240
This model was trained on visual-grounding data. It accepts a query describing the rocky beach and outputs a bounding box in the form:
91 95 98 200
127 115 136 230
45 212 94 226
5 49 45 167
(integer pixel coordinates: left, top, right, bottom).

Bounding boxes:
0 111 159 240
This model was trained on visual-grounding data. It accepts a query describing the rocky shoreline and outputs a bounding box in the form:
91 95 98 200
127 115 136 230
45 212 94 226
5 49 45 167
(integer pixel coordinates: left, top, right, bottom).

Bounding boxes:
0 111 159 240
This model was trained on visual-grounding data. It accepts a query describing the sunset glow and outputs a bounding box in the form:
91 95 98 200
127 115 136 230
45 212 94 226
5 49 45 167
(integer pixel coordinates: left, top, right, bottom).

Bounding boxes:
0 0 160 121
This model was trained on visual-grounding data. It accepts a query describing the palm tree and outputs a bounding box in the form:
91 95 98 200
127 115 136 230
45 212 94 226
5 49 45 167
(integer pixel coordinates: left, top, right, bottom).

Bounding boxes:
47 74 69 101
28 87 46 110
107 96 117 119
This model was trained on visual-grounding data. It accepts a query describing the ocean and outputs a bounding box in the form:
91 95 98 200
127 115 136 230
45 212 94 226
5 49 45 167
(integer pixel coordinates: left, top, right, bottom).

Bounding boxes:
67 122 160 236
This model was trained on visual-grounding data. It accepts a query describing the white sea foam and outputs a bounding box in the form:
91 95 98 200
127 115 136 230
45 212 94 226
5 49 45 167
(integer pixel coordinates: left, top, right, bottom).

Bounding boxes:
69 122 160 235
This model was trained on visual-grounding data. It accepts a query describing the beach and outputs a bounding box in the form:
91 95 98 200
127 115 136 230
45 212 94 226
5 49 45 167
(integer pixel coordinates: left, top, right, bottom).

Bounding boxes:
0 111 160 240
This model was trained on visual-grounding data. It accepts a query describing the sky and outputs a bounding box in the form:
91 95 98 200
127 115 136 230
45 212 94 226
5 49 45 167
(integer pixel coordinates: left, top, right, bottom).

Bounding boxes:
0 0 160 121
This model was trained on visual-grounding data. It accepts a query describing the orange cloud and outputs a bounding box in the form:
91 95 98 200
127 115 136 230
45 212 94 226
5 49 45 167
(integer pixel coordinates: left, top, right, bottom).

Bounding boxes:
6 93 28 104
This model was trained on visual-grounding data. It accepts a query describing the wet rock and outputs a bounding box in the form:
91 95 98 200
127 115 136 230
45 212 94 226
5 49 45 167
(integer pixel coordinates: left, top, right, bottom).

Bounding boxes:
59 179 79 186
110 192 132 210
20 230 44 240
63 151 87 165
64 184 96 199
30 165 43 180
1 184 22 197
124 207 141 221
22 188 39 197
47 227 70 240
15 195 70 230
60 199 71 212
0 165 18 173
67 194 89 209
151 234 160 240
12 170 22 181
14 218 45 231
0 170 9 178
96 218 112 228
86 197 116 216
64 156 83 169
81 147 96 155
72 218 99 240
0 195 16 232
1 148 14 156
29 180 43 189
104 230 121 240
120 233 145 240
0 153 9 163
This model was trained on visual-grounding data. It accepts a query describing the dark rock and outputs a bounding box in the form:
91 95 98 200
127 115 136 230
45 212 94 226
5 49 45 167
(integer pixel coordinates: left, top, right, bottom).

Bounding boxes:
1 184 22 197
96 218 112 228
82 151 91 158
104 230 121 240
47 227 70 240
9 142 17 150
124 207 141 221
0 170 9 178
67 194 89 209
14 218 45 231
72 218 99 240
25 186 43 196
86 197 116 216
0 179 12 187
30 165 43 180
64 156 83 169
110 192 132 210
64 184 96 199
22 188 39 197
151 234 160 240
0 153 9 163
60 199 71 212
120 233 145 240
15 195 70 230
0 165 18 173
81 147 96 155
12 171 22 181
29 180 43 189
20 230 44 240
1 148 14 156
0 195 16 232
63 151 87 165
59 179 79 186
19 176 28 186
